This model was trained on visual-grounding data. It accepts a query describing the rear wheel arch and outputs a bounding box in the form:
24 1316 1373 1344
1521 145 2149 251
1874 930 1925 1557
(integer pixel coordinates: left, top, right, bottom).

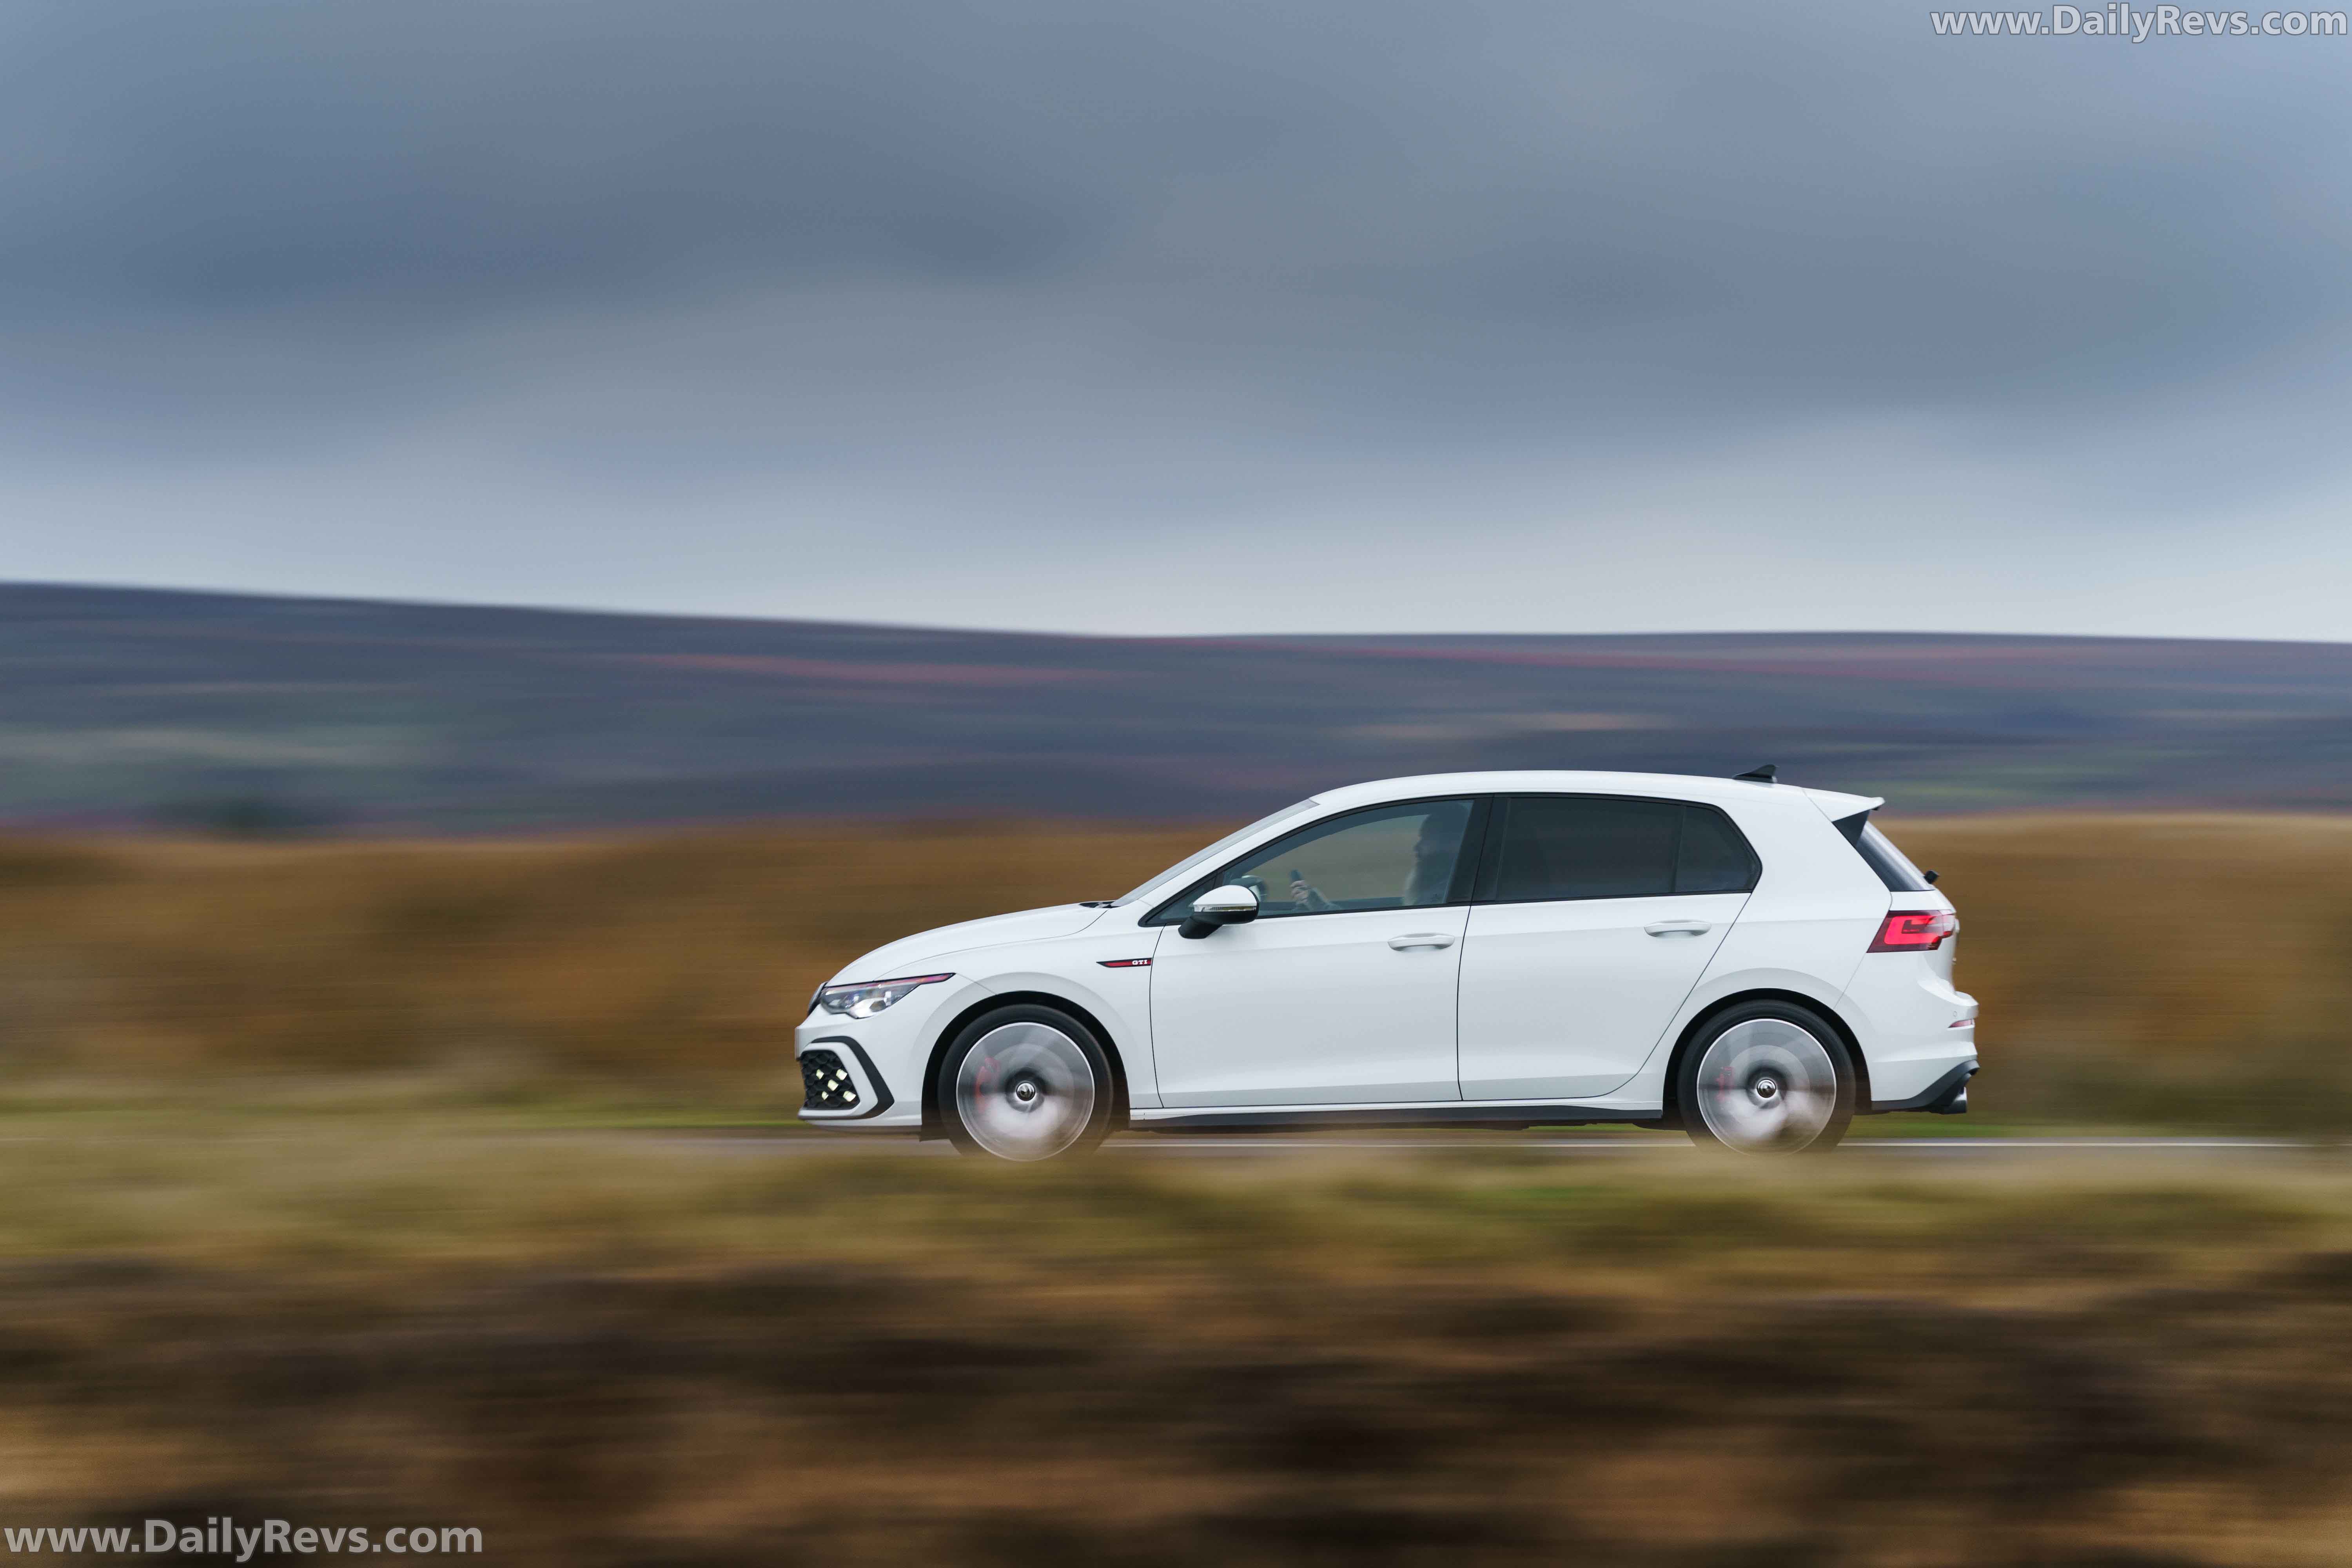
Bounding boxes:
920 990 1131 1140
1659 988 1869 1124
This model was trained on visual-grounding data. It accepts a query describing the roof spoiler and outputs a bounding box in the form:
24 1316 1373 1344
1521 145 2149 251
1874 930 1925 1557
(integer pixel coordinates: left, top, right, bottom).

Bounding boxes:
1732 764 1777 783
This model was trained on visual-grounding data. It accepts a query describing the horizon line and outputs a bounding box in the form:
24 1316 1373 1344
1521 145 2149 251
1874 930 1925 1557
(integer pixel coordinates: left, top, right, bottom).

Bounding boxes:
6 577 2350 652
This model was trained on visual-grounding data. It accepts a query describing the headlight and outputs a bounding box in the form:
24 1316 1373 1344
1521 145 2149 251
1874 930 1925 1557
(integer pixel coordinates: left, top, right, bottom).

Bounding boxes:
816 972 953 1019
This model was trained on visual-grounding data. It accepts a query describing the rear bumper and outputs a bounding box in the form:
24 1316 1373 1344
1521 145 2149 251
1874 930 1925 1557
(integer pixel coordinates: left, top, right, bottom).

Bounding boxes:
1869 1058 1977 1115
1840 954 1979 1110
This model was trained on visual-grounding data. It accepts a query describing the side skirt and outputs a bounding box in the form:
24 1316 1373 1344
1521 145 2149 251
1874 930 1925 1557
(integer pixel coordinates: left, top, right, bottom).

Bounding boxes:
1136 1104 1670 1133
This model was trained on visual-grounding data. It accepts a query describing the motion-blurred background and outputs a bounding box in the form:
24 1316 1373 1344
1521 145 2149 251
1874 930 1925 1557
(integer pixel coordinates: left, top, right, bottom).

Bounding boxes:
6 585 2350 1133
5 1 2352 1563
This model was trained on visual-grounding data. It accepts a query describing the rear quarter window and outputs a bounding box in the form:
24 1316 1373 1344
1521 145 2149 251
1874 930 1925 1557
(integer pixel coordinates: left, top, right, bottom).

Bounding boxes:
1837 815 1934 893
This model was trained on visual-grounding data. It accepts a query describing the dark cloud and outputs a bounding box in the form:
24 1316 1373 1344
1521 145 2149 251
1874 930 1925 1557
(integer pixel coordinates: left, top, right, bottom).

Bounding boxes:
1 0 2348 633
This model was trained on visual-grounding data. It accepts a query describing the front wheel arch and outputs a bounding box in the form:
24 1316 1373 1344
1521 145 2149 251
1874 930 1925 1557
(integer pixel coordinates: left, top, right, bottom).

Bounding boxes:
920 990 1131 1140
1658 989 1869 1129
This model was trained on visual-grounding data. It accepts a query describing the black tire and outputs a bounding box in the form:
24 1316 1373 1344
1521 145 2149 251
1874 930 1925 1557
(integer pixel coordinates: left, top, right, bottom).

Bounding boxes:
1677 1000 1855 1155
936 1004 1116 1161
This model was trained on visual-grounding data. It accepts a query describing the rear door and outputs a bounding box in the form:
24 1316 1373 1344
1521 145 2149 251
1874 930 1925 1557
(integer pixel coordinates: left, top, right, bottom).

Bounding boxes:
1455 796 1754 1100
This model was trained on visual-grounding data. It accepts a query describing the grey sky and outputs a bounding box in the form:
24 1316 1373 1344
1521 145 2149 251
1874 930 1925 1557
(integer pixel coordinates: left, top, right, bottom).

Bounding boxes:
4 0 2348 637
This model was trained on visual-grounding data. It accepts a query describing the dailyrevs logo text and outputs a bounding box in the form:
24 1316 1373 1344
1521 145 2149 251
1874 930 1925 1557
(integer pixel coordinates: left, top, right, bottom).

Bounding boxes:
1931 4 2347 33
4 1519 482 1558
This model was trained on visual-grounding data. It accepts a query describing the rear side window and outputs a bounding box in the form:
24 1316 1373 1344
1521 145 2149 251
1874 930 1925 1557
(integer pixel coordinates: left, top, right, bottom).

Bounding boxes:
1837 814 1934 892
1479 797 1759 903
1677 807 1760 893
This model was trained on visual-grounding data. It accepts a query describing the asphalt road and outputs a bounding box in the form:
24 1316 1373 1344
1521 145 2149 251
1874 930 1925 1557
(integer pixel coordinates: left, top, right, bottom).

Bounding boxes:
671 1132 2314 1159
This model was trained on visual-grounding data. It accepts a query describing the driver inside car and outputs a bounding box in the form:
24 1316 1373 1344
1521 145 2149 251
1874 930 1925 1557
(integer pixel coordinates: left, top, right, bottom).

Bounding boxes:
1287 813 1458 913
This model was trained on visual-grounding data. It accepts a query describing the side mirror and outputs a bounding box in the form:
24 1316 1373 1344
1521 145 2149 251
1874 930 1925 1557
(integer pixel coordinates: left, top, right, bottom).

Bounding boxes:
1179 884 1260 940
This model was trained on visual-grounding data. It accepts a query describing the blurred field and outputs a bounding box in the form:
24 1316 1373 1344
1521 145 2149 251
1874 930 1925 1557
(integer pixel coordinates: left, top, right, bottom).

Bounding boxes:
3 1131 2352 1564
1895 815 2352 1131
3 813 2350 1128
0 822 1205 1112
4 817 2352 1563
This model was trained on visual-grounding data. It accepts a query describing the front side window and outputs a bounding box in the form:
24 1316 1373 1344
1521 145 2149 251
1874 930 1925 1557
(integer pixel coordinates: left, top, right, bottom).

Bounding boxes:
1479 797 1759 902
1110 798 1321 905
1161 798 1476 920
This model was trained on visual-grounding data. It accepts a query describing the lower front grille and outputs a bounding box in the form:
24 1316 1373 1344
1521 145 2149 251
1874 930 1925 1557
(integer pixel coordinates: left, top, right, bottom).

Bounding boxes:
800 1048 862 1111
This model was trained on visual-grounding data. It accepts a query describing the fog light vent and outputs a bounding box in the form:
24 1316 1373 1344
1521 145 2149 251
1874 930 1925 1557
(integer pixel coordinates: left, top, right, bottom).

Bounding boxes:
800 1049 861 1111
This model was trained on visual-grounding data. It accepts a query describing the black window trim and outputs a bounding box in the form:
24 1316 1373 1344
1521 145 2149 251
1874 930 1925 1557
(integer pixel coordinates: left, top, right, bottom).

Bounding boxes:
1141 795 1495 927
1471 792 1762 907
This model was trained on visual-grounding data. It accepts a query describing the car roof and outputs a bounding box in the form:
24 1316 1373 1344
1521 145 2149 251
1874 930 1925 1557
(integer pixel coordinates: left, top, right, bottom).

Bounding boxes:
1306 770 1884 820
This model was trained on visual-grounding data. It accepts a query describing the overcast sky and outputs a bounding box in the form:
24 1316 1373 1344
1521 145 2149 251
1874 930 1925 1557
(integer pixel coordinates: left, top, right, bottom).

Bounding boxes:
4 0 2348 637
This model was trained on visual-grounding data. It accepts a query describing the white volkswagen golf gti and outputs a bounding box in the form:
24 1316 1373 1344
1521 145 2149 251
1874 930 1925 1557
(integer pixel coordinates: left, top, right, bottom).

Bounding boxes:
795 769 1976 1159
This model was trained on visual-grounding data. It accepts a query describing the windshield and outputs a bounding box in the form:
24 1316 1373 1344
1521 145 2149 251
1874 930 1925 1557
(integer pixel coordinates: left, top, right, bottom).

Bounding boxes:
1109 799 1322 906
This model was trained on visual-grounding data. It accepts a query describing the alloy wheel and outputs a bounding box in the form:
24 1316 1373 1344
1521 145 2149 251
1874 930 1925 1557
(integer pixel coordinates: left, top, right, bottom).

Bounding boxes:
952 1021 1100 1161
1691 1017 1839 1152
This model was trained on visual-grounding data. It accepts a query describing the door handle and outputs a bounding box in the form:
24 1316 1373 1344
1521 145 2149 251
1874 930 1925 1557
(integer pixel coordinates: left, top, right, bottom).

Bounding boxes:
1644 921 1711 937
1388 933 1457 950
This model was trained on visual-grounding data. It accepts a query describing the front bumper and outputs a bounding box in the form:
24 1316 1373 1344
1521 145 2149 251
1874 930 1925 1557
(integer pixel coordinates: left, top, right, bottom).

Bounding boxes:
793 983 981 1130
799 1039 894 1116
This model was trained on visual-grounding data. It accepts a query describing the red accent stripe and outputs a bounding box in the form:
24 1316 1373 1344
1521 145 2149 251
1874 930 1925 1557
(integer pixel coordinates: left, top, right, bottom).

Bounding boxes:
1097 958 1153 968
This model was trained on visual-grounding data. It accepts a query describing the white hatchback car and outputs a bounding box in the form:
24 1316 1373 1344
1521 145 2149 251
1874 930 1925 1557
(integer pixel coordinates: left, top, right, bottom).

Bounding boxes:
795 769 1976 1159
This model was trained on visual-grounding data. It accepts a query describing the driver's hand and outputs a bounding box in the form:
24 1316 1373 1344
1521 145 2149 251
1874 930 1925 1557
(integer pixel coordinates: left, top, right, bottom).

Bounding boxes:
1290 877 1326 911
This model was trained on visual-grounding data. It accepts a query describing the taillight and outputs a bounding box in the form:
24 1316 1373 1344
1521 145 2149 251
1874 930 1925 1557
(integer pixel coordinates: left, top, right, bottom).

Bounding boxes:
1869 909 1957 952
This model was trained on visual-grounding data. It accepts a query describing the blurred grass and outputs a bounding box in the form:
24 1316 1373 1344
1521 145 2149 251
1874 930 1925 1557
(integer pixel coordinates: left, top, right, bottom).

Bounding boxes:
0 1117 2331 1283
0 822 1205 1109
1895 814 2352 1131
0 814 2349 1131
3 1129 2352 1563
8 818 2352 1564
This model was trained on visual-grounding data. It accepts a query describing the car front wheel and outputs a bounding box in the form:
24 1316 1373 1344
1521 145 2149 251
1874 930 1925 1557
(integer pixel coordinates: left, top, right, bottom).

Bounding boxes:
1679 1002 1855 1154
937 1004 1115 1161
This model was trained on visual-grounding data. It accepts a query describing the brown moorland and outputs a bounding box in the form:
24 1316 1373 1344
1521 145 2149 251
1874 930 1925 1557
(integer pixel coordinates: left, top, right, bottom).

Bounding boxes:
0 1136 2348 1565
3 813 2350 1127
0 818 2350 1563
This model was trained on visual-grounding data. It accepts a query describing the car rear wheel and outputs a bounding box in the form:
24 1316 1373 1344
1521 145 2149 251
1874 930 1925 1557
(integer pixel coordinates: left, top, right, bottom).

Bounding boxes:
938 1004 1114 1162
1679 1002 1855 1155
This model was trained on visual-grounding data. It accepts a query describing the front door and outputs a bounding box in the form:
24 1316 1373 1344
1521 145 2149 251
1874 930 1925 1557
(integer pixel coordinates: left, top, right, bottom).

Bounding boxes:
1456 795 1754 1100
1150 798 1477 1106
